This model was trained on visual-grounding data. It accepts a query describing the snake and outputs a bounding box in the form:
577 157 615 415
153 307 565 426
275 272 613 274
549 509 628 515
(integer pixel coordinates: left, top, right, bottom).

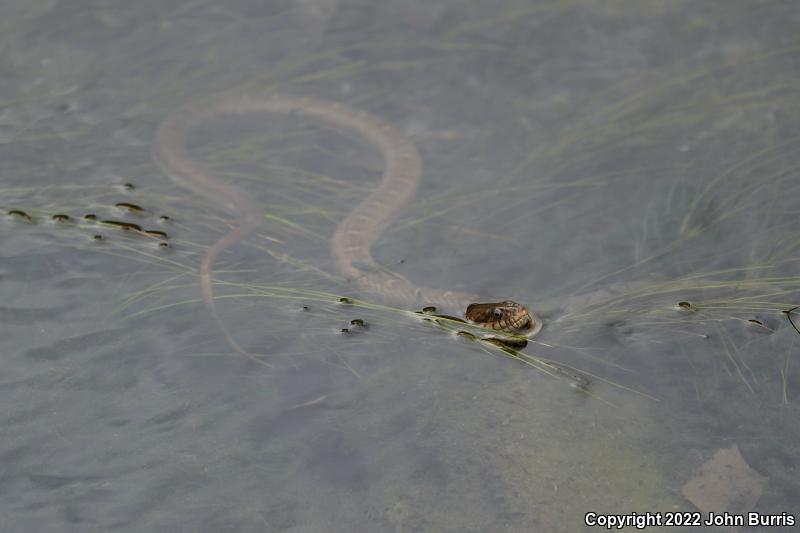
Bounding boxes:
154 88 542 358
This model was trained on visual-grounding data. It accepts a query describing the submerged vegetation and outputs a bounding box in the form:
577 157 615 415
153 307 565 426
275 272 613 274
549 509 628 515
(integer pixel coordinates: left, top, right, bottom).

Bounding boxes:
1 2 799 528
4 32 799 408
4 92 800 412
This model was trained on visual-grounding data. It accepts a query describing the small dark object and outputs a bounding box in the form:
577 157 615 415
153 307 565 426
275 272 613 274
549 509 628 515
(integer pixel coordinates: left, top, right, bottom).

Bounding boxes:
51 214 70 222
340 328 350 334
158 242 169 248
338 297 352 304
158 215 170 221
349 319 366 327
301 305 310 311
481 336 528 350
84 214 97 221
421 306 437 314
144 230 168 239
8 209 32 221
456 331 477 341
93 234 104 240
101 220 143 232
677 301 697 312
122 183 135 190
435 314 468 325
746 319 773 333
784 306 800 336
115 202 145 212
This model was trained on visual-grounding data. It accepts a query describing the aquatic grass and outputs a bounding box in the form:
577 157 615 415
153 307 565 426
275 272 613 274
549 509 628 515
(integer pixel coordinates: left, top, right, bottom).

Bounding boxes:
83 227 664 403
5 127 799 403
415 306 659 405
3 26 799 409
3 7 800 532
525 51 800 199
446 0 582 39
392 174 610 235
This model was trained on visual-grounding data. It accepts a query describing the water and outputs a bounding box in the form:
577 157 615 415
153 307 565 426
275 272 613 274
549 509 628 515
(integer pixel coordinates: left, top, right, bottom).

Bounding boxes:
1 1 799 531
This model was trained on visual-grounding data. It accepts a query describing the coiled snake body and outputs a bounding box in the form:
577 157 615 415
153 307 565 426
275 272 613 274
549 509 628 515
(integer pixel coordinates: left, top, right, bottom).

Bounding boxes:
155 89 542 356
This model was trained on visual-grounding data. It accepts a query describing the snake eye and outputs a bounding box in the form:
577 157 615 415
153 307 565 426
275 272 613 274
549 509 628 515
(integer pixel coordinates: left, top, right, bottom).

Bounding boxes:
493 308 503 318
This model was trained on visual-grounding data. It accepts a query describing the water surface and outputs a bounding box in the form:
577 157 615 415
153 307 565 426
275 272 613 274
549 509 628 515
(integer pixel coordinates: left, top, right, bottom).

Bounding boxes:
1 1 799 531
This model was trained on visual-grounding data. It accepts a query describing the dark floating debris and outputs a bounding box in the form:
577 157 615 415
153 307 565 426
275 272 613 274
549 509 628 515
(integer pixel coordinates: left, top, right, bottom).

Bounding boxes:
481 336 528 350
122 183 135 190
158 215 170 222
349 319 366 328
84 214 97 221
51 214 70 222
416 309 468 328
144 230 168 239
456 330 477 341
158 242 169 248
8 209 32 221
301 305 310 311
435 313 467 325
101 220 143 232
93 234 104 240
677 301 697 312
338 297 353 304
115 202 145 213
747 319 773 332
340 328 350 334
784 306 800 336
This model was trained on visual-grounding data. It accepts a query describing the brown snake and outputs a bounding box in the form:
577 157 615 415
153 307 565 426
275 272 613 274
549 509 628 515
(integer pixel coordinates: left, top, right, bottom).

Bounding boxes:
154 89 542 358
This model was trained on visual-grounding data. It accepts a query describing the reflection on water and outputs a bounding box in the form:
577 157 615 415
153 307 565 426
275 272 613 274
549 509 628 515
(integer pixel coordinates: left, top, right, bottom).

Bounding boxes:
1 0 799 531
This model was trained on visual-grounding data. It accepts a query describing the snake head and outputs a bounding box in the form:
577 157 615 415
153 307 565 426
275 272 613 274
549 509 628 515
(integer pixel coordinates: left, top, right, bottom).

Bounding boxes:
465 300 542 337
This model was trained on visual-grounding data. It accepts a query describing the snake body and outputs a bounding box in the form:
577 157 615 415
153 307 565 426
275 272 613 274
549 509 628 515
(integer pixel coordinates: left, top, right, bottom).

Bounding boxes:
155 89 542 351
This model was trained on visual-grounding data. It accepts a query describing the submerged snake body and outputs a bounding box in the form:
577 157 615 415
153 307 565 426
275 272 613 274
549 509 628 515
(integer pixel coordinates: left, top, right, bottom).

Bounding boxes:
155 89 542 345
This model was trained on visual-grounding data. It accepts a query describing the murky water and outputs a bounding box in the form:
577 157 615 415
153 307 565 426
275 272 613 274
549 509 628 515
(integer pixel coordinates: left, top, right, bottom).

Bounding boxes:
2 1 799 531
